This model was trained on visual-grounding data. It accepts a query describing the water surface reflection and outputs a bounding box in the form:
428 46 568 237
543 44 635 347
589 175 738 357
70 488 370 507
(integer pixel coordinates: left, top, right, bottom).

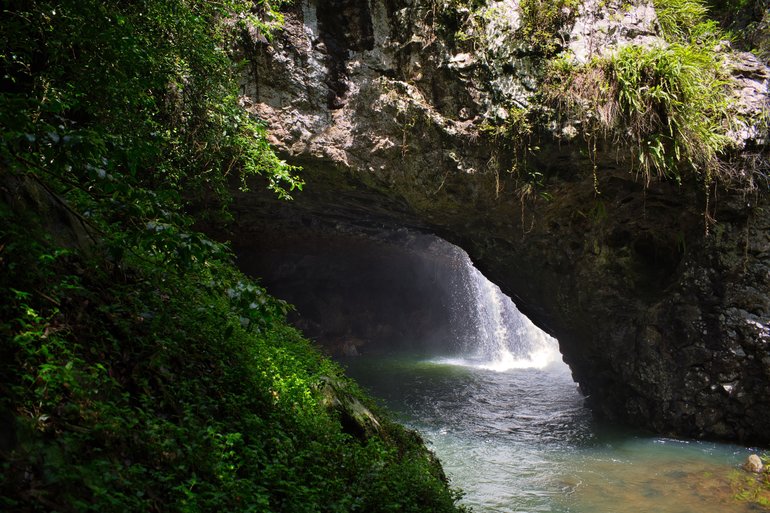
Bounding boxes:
340 354 754 513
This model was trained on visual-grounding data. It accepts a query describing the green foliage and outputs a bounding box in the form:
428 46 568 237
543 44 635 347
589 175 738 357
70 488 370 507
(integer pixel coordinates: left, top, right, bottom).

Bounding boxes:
729 463 770 508
480 107 551 200
609 43 731 182
0 0 466 512
709 0 769 61
434 0 488 45
0 0 302 219
709 0 766 27
481 106 534 143
518 0 581 55
654 0 722 42
544 0 733 185
0 206 468 512
0 185 467 513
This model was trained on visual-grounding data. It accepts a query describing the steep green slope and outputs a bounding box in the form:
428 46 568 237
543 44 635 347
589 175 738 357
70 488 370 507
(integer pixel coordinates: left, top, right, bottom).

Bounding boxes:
0 1 467 511
0 179 464 512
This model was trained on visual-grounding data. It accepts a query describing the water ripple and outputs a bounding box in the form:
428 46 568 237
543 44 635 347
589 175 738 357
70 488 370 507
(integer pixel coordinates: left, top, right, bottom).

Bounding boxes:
341 354 750 513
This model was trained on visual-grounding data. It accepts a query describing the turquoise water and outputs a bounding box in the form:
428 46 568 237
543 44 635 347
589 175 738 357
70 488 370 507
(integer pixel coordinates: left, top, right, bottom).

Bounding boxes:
339 353 758 513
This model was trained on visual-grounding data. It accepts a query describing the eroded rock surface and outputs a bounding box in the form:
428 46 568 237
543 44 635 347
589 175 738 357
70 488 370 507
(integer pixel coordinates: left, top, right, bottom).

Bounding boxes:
227 0 770 444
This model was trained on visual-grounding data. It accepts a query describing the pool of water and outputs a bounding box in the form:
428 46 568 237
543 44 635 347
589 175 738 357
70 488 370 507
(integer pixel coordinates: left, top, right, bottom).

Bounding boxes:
339 353 758 513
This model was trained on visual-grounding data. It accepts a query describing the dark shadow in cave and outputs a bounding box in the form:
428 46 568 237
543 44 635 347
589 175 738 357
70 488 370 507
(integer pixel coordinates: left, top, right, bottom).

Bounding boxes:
234 225 561 364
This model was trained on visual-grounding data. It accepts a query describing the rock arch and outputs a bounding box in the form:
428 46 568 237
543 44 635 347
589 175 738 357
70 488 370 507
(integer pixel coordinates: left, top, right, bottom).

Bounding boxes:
225 0 770 444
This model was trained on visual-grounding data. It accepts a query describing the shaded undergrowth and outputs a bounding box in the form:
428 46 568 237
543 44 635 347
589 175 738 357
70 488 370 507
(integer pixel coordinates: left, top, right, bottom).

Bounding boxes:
0 0 468 511
0 190 465 512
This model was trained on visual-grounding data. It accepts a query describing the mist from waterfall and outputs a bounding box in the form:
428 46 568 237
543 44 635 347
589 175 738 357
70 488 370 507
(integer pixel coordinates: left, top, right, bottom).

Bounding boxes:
331 236 752 513
430 239 561 372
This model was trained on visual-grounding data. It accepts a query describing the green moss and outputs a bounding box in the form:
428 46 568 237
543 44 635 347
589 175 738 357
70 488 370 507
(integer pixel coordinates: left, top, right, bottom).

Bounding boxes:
729 465 770 508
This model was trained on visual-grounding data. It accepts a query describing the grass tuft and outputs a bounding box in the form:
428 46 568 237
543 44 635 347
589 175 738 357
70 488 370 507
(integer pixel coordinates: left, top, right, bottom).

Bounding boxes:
544 0 737 187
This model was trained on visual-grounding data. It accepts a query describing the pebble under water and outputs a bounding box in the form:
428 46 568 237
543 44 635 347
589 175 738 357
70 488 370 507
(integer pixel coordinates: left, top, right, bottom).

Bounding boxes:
339 352 759 513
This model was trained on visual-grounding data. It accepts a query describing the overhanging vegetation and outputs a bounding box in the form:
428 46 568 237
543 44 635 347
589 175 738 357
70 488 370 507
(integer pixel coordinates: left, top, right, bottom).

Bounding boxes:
0 1 467 511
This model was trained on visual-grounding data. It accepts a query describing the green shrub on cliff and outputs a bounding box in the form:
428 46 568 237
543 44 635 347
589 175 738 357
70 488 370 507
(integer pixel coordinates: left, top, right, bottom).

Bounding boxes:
544 0 735 187
546 41 730 185
654 0 721 41
0 1 467 511
518 0 581 55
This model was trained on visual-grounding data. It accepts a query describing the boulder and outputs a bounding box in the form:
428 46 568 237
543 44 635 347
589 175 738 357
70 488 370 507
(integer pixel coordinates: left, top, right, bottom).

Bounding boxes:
743 454 764 473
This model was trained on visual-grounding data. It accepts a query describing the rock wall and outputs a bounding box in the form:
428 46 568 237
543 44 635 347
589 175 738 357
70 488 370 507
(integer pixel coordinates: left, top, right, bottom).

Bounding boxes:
228 0 770 444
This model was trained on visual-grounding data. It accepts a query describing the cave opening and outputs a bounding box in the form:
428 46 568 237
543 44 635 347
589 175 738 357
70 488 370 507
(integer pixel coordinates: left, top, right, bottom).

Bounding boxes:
234 226 562 370
232 223 755 513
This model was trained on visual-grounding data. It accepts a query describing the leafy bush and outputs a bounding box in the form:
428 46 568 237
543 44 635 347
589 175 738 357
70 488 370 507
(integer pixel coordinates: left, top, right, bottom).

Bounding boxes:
544 0 734 185
654 0 722 42
0 0 467 511
0 203 466 512
0 0 301 217
518 0 581 55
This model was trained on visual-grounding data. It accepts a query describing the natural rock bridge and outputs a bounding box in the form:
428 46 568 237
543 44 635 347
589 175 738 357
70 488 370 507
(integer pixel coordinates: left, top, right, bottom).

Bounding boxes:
219 0 770 444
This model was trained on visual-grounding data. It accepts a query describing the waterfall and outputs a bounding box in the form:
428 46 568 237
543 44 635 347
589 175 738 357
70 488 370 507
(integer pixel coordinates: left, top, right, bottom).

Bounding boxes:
436 242 561 372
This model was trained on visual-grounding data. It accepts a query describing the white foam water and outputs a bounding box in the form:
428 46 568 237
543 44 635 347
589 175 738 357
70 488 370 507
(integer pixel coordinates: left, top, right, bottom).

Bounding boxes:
429 343 561 372
446 251 561 371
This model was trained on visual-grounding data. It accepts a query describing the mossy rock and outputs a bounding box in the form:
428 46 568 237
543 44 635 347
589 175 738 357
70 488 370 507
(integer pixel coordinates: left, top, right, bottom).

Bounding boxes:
316 375 383 439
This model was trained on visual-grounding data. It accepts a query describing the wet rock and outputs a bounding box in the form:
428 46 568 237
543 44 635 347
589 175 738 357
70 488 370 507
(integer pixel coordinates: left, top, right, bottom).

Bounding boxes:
340 337 365 357
743 454 764 473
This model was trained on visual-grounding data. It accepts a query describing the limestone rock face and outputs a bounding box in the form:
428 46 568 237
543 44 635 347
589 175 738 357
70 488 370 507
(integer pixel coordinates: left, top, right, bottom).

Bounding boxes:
568 0 659 63
229 0 770 444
